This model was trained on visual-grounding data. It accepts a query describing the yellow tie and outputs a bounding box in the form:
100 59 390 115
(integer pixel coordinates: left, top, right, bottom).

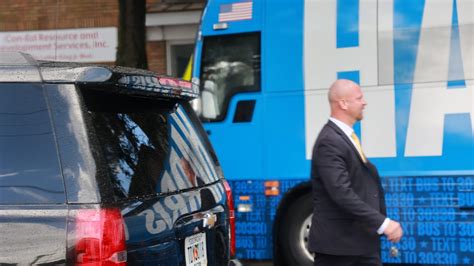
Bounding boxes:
351 132 367 163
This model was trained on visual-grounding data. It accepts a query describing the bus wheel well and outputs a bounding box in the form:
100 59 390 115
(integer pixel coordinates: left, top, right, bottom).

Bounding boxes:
272 181 312 266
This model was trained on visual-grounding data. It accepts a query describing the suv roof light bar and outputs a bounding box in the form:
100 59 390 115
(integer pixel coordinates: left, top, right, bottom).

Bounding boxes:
116 75 198 100
39 62 198 100
0 52 198 100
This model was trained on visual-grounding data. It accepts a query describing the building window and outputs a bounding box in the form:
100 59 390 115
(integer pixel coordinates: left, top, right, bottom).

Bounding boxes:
168 41 194 78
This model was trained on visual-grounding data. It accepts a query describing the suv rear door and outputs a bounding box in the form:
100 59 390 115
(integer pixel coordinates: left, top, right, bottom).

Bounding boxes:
59 85 232 265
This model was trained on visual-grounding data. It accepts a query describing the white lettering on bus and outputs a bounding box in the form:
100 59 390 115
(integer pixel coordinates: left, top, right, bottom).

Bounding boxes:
405 1 473 156
304 0 396 159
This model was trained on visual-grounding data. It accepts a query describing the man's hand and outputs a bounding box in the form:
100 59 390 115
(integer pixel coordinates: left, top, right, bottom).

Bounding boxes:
384 220 403 243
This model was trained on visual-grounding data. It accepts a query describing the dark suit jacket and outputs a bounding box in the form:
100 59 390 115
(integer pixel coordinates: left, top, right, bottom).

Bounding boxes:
308 120 387 256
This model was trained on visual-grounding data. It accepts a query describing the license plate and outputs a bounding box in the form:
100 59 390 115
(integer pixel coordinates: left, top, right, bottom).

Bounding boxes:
185 232 207 266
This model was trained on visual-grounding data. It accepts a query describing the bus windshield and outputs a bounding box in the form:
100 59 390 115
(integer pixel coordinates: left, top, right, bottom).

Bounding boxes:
199 32 261 121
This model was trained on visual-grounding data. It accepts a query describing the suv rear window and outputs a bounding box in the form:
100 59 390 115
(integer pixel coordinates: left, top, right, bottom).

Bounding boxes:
0 84 65 204
82 90 222 199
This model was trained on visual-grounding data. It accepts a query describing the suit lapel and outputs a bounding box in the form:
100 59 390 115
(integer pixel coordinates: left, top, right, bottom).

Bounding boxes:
326 120 368 166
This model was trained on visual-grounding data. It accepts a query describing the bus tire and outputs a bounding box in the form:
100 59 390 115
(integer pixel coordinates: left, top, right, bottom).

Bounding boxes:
280 193 314 266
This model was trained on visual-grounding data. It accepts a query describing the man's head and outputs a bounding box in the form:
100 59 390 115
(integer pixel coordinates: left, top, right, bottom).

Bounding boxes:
328 79 367 126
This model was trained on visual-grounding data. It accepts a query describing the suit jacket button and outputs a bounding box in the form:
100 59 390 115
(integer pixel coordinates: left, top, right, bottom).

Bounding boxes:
373 193 378 198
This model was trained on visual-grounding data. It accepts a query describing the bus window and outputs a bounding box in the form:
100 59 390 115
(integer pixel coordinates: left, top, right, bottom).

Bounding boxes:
199 32 261 121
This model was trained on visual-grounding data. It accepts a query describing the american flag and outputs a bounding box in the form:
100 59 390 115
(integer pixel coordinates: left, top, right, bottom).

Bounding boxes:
218 0 253 22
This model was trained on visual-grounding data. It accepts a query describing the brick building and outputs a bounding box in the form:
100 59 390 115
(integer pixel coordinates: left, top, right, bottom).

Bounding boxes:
0 0 204 77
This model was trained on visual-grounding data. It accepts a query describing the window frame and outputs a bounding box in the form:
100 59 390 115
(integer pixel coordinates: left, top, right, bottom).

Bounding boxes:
166 39 195 77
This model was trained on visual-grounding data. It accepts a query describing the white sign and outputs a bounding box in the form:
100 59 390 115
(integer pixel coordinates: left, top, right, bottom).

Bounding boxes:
0 27 117 62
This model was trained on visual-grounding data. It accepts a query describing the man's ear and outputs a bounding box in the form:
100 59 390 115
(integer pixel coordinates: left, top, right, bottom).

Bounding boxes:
338 99 348 110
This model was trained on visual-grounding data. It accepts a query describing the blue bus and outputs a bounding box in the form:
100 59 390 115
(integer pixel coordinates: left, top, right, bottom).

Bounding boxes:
191 0 474 265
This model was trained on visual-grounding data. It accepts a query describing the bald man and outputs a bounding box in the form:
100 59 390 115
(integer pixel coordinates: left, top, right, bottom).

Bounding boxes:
308 80 403 266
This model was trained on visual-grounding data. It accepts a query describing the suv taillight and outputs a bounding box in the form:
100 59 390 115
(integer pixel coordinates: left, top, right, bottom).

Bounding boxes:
70 208 127 265
223 180 236 257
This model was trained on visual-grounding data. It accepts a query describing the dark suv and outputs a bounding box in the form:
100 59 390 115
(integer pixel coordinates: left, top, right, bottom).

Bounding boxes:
0 52 238 265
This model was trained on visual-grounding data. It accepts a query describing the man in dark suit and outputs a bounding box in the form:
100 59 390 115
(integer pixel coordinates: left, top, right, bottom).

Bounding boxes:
308 79 403 266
